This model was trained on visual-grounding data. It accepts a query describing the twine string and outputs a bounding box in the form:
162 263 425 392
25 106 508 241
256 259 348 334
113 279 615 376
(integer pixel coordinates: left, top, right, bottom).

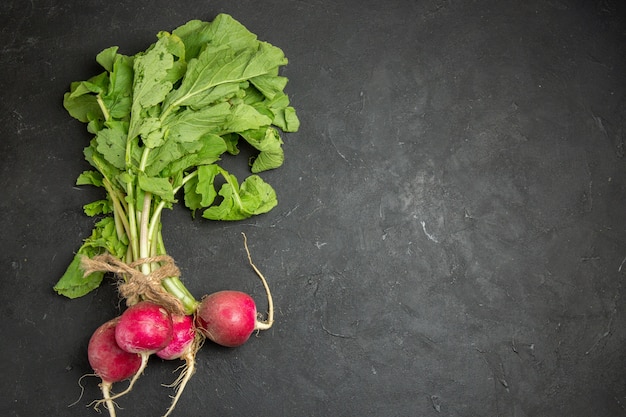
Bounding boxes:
81 254 185 315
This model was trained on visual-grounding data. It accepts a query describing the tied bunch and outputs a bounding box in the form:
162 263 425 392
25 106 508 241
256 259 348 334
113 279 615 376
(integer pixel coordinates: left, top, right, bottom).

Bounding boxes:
54 14 297 417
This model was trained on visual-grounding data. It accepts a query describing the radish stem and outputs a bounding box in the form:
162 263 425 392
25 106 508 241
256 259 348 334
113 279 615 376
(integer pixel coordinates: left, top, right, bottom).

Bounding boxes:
102 177 129 242
96 94 111 122
161 277 198 315
125 181 140 261
139 192 153 275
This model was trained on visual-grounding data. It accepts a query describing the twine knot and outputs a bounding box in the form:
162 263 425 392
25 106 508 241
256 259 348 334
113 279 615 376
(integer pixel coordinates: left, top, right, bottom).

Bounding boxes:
81 253 185 315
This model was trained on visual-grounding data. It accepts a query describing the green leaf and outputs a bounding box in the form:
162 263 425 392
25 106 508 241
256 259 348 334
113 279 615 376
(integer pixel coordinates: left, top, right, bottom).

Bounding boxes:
247 90 301 132
95 121 128 170
162 40 287 114
133 43 175 109
143 139 200 177
238 174 278 214
135 117 163 148
101 51 134 120
194 134 228 165
58 14 299 303
84 144 124 189
143 130 227 178
204 13 262 53
96 46 119 72
155 31 187 84
225 102 272 133
240 127 285 173
138 173 175 202
202 171 277 220
53 253 105 299
159 134 227 177
165 101 232 143
172 19 213 60
53 216 127 299
183 174 202 213
76 170 104 187
156 30 187 61
201 176 243 221
63 90 101 124
85 217 128 256
196 164 219 206
250 73 288 100
222 133 240 155
128 36 176 140
83 199 112 216
116 171 136 198
68 73 109 98
281 106 300 132
183 82 244 110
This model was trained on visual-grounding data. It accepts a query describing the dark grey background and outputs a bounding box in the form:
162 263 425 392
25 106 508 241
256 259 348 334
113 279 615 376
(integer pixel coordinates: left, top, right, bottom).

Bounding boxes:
1 1 625 416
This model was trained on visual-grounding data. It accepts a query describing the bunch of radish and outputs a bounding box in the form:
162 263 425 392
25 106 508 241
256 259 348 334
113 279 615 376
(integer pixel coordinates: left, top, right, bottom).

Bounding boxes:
86 234 274 417
53 14 298 417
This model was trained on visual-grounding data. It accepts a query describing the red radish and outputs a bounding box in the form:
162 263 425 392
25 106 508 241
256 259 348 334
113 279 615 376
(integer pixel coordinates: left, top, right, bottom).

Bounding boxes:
156 314 195 360
196 233 274 347
156 314 200 417
107 301 174 403
87 318 141 417
115 301 174 353
196 290 260 347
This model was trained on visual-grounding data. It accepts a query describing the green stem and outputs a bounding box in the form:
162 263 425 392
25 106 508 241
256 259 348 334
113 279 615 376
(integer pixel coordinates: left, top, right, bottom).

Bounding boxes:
135 175 199 313
139 147 151 172
150 223 159 258
124 245 133 265
125 181 140 262
180 170 198 189
139 191 152 275
156 229 166 254
102 178 130 242
96 94 111 122
147 205 163 258
161 277 198 315
155 227 198 314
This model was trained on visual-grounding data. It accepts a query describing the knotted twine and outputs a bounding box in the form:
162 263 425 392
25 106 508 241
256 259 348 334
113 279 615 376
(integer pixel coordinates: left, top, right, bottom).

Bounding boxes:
80 254 185 315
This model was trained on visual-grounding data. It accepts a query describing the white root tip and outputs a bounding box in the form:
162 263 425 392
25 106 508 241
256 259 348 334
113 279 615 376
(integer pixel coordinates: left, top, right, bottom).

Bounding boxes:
100 382 118 417
94 353 149 408
162 348 198 417
242 232 274 330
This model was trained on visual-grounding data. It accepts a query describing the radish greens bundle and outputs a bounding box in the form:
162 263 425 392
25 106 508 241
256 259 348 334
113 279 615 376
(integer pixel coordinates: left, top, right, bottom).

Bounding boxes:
53 14 299 311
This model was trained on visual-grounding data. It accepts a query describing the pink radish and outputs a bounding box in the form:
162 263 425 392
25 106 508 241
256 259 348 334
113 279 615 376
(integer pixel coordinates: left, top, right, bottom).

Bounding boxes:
115 301 174 353
156 314 196 360
87 318 141 417
196 291 262 347
108 301 174 402
196 233 274 347
156 314 200 417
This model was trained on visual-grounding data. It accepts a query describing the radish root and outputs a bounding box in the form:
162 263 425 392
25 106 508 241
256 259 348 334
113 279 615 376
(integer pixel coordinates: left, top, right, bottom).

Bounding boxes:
161 335 203 417
241 232 274 330
93 352 149 408
69 373 93 407
98 382 117 417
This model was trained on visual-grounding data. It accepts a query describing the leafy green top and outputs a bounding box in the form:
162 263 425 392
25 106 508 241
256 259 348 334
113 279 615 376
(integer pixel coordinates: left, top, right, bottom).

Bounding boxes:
54 14 299 301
